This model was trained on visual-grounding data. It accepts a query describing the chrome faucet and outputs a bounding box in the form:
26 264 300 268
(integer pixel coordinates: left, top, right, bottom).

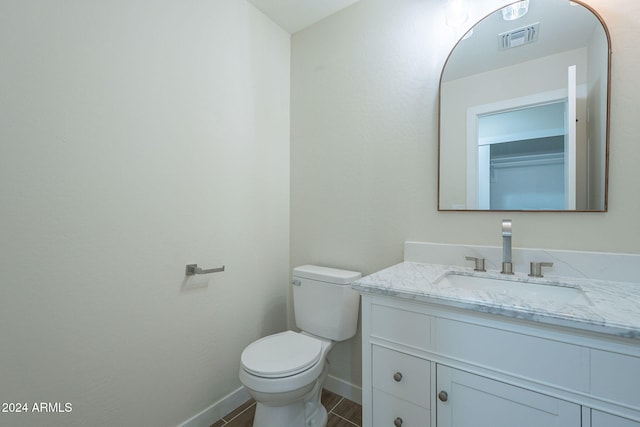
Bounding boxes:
501 219 514 274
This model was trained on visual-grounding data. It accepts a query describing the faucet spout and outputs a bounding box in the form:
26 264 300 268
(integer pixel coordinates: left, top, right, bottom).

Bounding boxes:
501 219 514 274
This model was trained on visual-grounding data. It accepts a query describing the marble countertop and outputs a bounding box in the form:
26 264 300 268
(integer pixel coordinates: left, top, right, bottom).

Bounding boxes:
353 262 640 340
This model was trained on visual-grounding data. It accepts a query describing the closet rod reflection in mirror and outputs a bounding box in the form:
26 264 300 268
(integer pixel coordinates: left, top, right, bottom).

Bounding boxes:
438 0 611 211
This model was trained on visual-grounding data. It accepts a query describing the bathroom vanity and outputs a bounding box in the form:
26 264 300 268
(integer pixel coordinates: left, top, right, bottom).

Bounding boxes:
353 243 640 427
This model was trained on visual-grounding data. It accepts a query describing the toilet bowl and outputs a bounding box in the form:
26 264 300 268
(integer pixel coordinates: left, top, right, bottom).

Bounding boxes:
238 265 361 427
239 331 334 427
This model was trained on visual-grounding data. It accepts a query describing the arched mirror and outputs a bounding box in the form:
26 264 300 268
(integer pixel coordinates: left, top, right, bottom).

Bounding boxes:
438 0 611 211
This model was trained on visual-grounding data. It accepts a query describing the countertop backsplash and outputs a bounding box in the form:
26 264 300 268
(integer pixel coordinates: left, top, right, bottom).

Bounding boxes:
404 241 640 284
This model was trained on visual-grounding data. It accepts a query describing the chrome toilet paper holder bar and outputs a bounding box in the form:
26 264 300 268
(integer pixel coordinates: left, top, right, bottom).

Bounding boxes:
185 264 225 276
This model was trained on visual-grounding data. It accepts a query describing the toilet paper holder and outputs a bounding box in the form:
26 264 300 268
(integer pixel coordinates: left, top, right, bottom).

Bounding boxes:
185 264 225 276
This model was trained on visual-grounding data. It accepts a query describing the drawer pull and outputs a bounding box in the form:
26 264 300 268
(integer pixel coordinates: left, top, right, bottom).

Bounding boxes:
393 372 403 382
394 417 403 427
438 390 449 402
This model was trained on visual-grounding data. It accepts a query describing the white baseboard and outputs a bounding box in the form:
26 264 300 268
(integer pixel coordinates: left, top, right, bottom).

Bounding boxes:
178 386 250 427
323 374 362 405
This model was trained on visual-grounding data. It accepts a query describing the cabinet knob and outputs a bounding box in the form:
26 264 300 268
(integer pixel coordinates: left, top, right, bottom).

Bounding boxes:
393 372 403 382
438 390 449 402
394 417 403 427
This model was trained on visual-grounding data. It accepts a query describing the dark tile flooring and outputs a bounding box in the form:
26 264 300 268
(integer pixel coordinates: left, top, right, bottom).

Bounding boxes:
210 389 362 427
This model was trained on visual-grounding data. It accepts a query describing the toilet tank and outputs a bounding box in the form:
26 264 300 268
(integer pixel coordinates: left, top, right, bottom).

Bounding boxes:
292 265 362 341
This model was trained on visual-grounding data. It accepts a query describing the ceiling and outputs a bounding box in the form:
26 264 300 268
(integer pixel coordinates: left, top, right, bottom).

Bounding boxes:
247 0 361 34
443 0 603 81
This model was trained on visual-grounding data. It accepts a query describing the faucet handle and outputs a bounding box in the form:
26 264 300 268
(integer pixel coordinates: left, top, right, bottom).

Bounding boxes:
465 256 486 272
501 219 512 236
529 261 554 278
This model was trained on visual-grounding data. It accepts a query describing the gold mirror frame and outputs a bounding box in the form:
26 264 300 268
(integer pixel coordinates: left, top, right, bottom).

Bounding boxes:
438 0 611 212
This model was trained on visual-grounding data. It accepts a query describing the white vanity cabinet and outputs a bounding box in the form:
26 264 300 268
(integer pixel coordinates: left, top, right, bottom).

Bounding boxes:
361 294 640 427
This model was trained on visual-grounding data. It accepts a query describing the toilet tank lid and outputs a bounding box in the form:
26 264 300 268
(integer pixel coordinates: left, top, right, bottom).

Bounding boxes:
293 265 361 285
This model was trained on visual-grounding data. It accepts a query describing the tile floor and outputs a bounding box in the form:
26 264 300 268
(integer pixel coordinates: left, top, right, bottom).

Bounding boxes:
210 389 362 427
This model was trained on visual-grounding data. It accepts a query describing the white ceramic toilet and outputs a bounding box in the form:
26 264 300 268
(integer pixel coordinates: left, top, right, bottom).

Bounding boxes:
239 265 361 427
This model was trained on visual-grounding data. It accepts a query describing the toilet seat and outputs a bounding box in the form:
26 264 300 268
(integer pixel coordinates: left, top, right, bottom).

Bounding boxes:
241 331 322 378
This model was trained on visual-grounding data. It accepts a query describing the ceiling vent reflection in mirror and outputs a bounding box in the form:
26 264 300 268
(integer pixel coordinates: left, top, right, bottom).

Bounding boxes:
498 22 539 49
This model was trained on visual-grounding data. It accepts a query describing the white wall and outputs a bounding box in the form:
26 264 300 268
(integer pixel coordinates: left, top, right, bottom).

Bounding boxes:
0 1 290 426
291 0 640 391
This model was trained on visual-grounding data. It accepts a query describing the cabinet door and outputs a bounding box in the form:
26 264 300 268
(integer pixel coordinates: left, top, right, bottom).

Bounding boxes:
592 410 640 427
436 365 581 427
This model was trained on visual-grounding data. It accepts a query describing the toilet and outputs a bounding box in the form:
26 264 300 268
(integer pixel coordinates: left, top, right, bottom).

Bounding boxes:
239 265 361 427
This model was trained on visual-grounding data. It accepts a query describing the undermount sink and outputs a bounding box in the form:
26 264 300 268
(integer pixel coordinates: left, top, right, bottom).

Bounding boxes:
436 273 591 306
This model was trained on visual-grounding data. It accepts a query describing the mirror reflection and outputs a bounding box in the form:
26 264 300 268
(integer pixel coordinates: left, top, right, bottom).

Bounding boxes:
438 0 610 211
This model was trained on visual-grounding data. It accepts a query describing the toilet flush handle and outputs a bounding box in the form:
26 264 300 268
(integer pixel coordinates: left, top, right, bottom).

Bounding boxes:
291 279 301 286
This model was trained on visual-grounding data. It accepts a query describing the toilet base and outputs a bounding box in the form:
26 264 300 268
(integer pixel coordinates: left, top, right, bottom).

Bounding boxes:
252 394 328 427
253 401 306 427
251 361 330 427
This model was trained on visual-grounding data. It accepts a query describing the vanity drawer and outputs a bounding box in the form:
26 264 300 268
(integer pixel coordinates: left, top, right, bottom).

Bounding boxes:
371 303 431 350
435 318 589 391
372 345 430 407
591 350 640 409
372 389 430 427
